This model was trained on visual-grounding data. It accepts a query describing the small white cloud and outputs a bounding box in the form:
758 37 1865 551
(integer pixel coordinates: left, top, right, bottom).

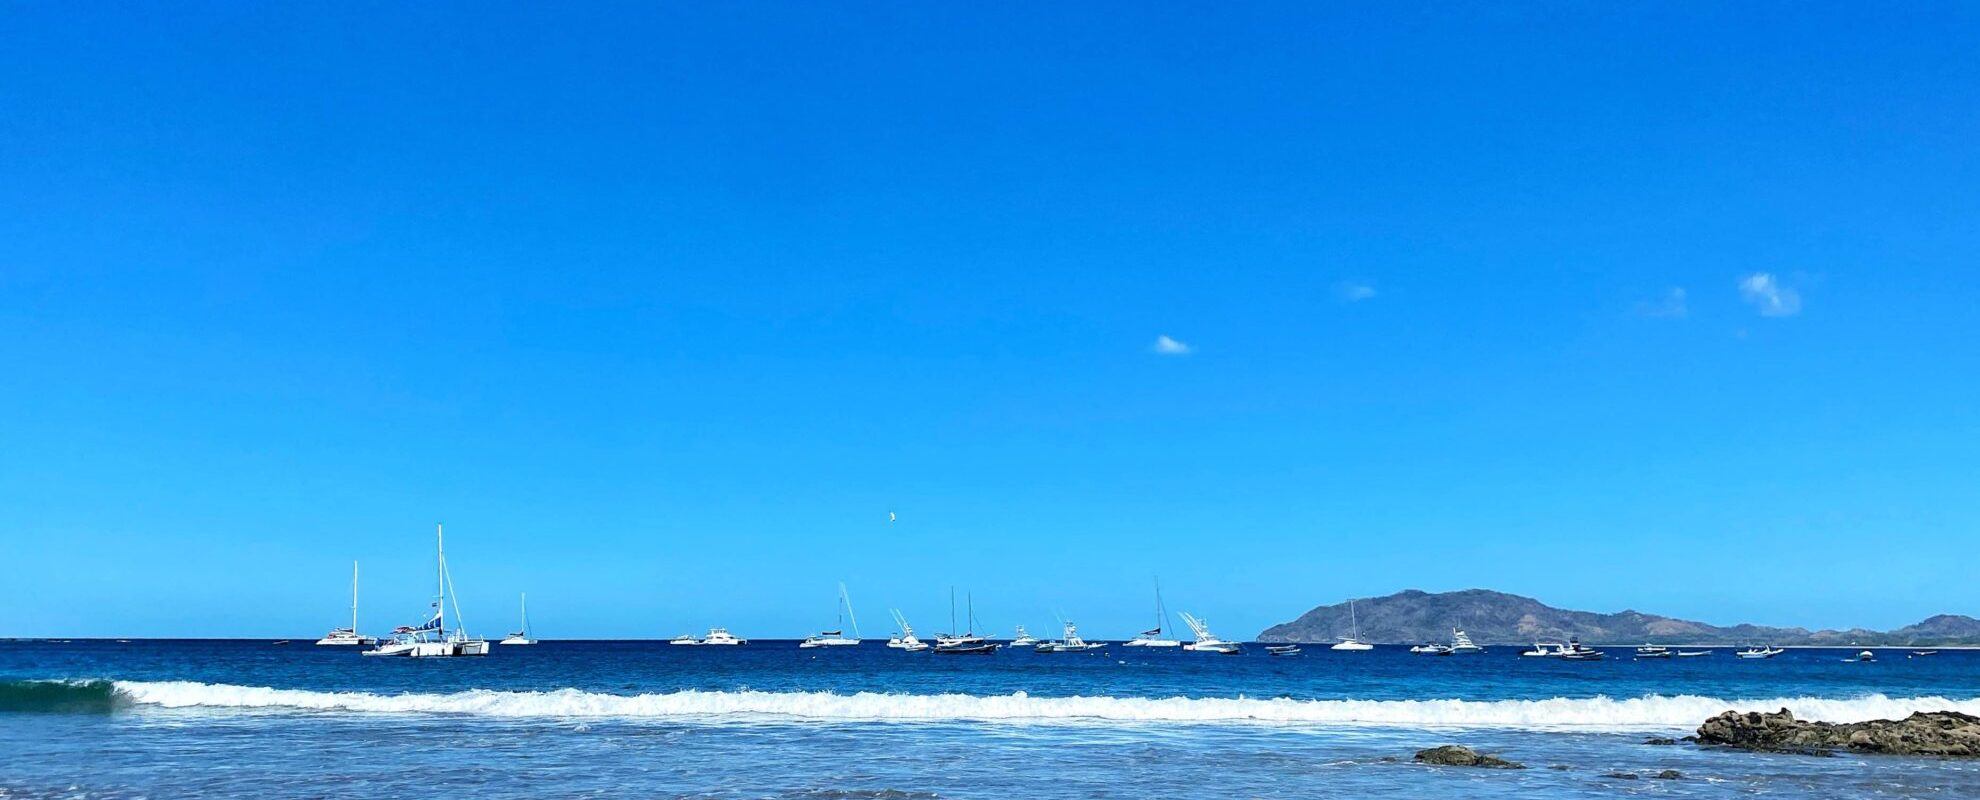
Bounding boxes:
1637 287 1688 319
1336 281 1377 302
1151 335 1192 356
1739 273 1801 317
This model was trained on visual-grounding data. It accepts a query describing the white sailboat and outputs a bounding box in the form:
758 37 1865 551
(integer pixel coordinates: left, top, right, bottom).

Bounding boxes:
799 582 861 648
887 609 929 651
315 561 376 646
1123 580 1182 647
1180 611 1243 654
363 525 490 658
1330 599 1374 651
499 593 536 645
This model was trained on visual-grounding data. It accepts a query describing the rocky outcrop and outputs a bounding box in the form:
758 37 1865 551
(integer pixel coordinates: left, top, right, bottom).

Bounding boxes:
1697 709 1980 757
1412 745 1525 769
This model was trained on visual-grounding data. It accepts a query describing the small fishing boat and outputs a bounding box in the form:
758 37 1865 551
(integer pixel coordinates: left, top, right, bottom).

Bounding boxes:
799 583 862 648
1736 645 1784 659
1035 621 1107 653
1558 637 1602 660
1677 650 1714 658
1266 644 1302 657
887 610 929 651
1330 600 1374 651
498 593 537 645
363 525 490 658
1180 612 1243 655
1411 642 1452 655
1122 580 1182 648
1634 644 1671 659
1009 626 1039 647
272 640 290 646
1446 629 1484 655
315 561 377 646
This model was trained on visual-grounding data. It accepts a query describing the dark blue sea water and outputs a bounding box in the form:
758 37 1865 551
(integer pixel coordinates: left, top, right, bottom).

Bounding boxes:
5 640 1979 798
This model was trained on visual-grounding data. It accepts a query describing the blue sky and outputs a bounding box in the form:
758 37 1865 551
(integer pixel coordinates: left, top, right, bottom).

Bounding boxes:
3 4 1977 639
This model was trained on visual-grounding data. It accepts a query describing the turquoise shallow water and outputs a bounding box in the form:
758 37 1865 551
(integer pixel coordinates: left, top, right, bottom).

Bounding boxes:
5 640 1979 798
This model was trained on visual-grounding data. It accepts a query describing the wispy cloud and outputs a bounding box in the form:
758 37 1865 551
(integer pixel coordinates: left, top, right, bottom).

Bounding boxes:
1739 273 1802 317
1336 280 1377 303
1636 287 1688 319
1151 335 1193 356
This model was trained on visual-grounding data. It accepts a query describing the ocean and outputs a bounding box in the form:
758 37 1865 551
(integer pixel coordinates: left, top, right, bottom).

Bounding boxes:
5 639 1979 798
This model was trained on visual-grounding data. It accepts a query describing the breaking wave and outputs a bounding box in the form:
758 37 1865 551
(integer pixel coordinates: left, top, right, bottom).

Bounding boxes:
87 681 1980 730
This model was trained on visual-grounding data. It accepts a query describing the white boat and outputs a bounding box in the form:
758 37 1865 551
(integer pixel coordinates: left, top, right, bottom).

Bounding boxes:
498 593 537 645
1634 644 1670 659
1180 611 1242 655
799 582 862 648
1267 644 1302 657
1009 626 1039 647
669 633 703 646
1736 645 1784 659
315 561 376 646
1677 649 1714 657
1520 642 1561 657
1411 641 1452 655
363 525 490 658
1035 620 1106 652
1850 650 1876 662
1558 637 1602 660
1331 599 1374 651
933 591 999 654
701 628 745 645
1123 580 1182 648
887 609 929 651
1446 628 1484 654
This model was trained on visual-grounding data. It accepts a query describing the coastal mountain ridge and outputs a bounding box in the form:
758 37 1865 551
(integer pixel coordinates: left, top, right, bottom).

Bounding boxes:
1257 589 1979 646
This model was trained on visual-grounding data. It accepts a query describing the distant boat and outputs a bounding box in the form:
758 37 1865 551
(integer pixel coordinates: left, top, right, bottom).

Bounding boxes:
1035 620 1106 653
799 583 862 648
315 561 377 646
1180 612 1242 655
1634 644 1671 659
1010 625 1040 647
1677 649 1714 658
1412 642 1452 655
933 592 999 655
363 525 490 658
1912 650 1939 658
887 610 929 651
272 640 290 646
1446 629 1484 655
1849 650 1876 662
700 628 745 646
1736 645 1784 659
1330 600 1374 651
1519 642 1560 657
498 593 537 645
1559 637 1603 660
1267 644 1302 657
1123 580 1182 648
669 633 703 646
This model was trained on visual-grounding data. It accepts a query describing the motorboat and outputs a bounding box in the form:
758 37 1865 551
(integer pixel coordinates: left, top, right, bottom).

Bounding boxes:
888 609 929 652
1634 644 1671 659
799 582 862 648
1009 626 1040 647
1412 642 1452 655
701 628 745 645
1266 644 1302 657
1736 646 1785 659
1123 580 1182 647
1520 642 1560 657
1911 650 1939 658
315 561 377 646
363 525 490 658
498 593 537 645
1447 629 1484 654
1035 621 1106 652
1330 599 1374 651
1180 612 1243 655
669 633 703 645
1558 637 1602 660
1677 650 1713 658
1849 650 1876 662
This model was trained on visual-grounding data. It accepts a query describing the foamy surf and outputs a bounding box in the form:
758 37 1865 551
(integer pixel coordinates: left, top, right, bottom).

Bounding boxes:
104 681 1980 730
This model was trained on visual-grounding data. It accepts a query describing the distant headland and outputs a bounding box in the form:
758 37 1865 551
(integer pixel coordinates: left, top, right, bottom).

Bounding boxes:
1258 589 1980 646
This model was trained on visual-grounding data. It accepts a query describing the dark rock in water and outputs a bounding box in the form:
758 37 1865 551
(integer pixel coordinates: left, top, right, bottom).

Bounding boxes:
1377 756 1398 763
1697 709 1980 757
1412 745 1525 769
1644 737 1678 746
1548 764 1572 771
1604 772 1639 780
1654 770 1683 780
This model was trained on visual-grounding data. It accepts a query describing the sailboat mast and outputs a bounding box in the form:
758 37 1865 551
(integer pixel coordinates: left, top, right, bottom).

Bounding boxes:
950 587 957 635
521 592 528 635
351 561 360 633
436 524 446 637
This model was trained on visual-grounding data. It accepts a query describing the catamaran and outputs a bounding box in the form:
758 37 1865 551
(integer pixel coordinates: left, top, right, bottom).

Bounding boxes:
1330 599 1374 651
1034 620 1106 652
499 593 537 645
799 582 861 648
700 627 745 645
887 609 929 651
363 525 491 658
315 561 376 646
1010 625 1039 647
1180 611 1242 654
1123 580 1182 647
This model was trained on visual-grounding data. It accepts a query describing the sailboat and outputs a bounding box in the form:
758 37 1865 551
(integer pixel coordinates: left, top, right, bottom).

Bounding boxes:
1180 611 1243 655
1330 599 1374 651
315 561 376 646
934 591 998 654
887 609 929 651
799 582 861 648
1123 580 1182 647
363 525 490 658
499 593 536 645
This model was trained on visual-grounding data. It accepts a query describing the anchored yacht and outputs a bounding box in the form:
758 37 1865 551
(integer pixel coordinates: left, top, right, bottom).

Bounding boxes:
1446 629 1484 654
1634 644 1671 659
933 591 998 654
1331 599 1374 651
1035 620 1106 652
1009 626 1039 647
315 561 376 646
799 583 862 648
701 628 745 645
498 593 537 645
887 609 929 651
1180 611 1242 655
363 525 490 658
1123 580 1182 648
1736 645 1785 659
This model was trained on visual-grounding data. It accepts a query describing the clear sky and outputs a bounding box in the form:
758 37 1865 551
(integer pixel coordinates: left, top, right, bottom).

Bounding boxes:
3 4 1977 640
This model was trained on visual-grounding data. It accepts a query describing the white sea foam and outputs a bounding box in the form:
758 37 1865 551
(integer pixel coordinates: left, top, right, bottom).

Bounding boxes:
107 681 1980 731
